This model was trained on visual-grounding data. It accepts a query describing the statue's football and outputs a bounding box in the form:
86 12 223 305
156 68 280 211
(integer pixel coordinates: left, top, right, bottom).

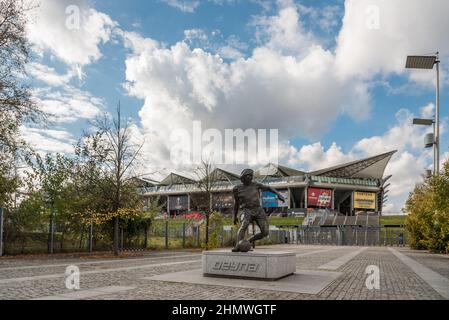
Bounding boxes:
237 240 252 252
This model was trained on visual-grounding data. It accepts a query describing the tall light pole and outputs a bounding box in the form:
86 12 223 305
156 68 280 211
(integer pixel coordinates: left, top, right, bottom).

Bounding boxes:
436 54 440 174
406 53 441 174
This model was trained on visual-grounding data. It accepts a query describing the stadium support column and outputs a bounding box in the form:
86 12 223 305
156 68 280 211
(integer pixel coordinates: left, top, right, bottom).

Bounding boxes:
350 192 354 215
304 187 308 209
376 191 380 213
304 175 310 211
379 192 383 215
288 188 291 209
332 189 335 210
187 194 191 211
167 195 170 217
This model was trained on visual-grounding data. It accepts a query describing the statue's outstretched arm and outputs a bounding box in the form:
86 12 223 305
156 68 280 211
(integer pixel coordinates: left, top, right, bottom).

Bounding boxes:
258 183 285 202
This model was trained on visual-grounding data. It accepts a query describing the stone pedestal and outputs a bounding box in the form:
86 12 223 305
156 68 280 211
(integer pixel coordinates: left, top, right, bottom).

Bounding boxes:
202 250 296 281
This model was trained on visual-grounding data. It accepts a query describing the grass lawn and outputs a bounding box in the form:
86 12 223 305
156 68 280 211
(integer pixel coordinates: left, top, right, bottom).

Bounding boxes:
152 216 304 227
380 215 407 226
268 216 304 226
146 236 199 249
152 215 405 228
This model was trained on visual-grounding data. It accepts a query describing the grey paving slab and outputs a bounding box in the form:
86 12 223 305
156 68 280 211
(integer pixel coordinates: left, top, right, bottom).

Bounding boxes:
0 253 201 271
295 248 343 257
0 245 447 300
389 248 449 299
143 268 343 295
31 286 135 300
320 247 444 300
0 259 201 284
395 248 449 279
318 247 367 270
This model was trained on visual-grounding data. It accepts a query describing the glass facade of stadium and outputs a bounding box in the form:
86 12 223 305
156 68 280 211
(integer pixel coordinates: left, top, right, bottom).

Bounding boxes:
138 151 396 218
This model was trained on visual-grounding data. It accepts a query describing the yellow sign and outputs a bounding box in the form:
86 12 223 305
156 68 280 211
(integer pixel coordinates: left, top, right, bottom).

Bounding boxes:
353 192 376 210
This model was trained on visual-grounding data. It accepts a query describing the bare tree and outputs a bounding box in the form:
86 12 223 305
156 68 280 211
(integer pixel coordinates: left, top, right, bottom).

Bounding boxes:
194 155 219 249
93 103 144 255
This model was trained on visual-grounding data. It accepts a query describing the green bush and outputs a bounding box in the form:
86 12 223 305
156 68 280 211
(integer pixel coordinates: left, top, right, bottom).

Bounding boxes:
405 161 449 253
202 211 224 250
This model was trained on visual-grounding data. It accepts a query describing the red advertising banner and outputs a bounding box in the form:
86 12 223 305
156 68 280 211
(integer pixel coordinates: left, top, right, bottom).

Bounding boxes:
307 188 332 208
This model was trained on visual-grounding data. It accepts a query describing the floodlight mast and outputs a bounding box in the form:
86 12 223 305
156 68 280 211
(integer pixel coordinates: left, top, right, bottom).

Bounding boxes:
435 52 440 175
406 52 441 175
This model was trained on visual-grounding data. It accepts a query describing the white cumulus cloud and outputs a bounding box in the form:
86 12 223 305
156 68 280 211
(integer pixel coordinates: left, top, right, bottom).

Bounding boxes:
121 2 372 171
26 0 117 67
20 126 76 155
335 0 449 85
32 86 105 124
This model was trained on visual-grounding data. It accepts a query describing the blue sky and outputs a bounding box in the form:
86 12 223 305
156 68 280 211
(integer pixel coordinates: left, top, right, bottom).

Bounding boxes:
22 0 449 213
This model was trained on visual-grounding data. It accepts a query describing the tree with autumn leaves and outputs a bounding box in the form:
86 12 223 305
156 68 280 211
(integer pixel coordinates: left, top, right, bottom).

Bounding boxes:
0 1 147 255
72 106 145 255
18 106 145 255
405 160 449 253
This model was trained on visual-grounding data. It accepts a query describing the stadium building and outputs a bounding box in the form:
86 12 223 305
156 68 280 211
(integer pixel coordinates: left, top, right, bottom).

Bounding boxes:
138 151 396 219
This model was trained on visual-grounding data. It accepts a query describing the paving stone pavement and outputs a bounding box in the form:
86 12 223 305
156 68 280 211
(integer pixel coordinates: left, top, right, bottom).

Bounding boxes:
0 245 447 300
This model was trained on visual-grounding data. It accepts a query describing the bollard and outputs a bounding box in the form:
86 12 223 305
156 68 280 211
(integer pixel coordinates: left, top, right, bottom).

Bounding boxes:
165 221 169 249
182 223 186 248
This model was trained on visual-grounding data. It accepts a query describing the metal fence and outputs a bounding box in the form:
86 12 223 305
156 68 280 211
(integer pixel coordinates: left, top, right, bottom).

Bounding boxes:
0 221 407 255
263 226 407 247
0 221 207 255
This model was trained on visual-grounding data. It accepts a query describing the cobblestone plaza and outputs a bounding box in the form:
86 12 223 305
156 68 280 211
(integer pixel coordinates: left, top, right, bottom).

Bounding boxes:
0 245 448 300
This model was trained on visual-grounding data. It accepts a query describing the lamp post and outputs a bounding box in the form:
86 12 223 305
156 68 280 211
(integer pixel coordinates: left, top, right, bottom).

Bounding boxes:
406 53 441 174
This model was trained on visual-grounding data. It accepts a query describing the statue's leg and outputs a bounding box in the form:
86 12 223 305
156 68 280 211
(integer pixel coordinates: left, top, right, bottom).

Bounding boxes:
232 210 251 251
237 211 251 240
247 209 269 243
